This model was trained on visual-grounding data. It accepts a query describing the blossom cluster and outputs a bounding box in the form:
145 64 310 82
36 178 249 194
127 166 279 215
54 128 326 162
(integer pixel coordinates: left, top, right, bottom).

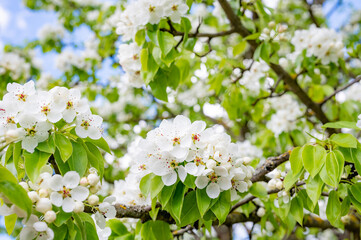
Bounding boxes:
0 81 103 152
259 21 288 41
117 43 143 88
55 38 101 73
267 169 290 204
129 115 255 199
0 52 30 81
37 24 65 43
291 25 344 65
116 0 189 41
0 168 114 240
238 60 271 96
266 94 303 136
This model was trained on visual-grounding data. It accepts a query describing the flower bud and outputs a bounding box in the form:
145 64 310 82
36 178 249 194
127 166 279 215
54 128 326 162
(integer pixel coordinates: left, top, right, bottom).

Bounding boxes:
87 174 100 186
262 28 270 35
268 21 276 28
276 180 283 190
39 189 48 198
44 210 56 223
278 24 288 33
88 195 99 206
28 191 40 203
257 207 266 217
90 184 101 194
73 201 84 213
36 198 52 213
242 157 252 165
19 182 29 192
80 177 89 186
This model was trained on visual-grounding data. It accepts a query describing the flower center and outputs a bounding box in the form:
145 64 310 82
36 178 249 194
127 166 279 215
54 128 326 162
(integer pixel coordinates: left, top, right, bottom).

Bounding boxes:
138 164 147 171
66 101 74 109
133 54 139 60
208 172 218 183
149 5 155 12
171 5 178 11
26 126 37 136
192 133 200 143
172 137 180 146
194 156 205 166
169 160 178 169
60 186 71 198
16 92 27 102
41 105 50 114
6 116 15 124
81 120 90 130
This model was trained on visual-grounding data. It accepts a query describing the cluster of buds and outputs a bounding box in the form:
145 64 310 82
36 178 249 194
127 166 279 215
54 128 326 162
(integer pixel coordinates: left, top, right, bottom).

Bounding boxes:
260 21 288 41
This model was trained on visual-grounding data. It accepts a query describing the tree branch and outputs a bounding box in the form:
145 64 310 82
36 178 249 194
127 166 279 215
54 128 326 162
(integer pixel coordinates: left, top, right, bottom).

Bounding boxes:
302 0 320 27
320 75 361 106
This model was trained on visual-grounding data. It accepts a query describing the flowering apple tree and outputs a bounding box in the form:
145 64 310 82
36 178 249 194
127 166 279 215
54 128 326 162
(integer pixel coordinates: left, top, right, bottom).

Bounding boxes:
1 0 361 239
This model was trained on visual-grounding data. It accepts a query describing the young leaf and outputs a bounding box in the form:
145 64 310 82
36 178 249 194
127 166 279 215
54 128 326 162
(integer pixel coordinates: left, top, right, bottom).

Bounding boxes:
24 149 51 183
196 188 212 217
249 182 267 199
302 145 326 178
150 175 164 199
325 150 344 187
289 146 303 176
322 121 359 130
330 133 357 148
211 190 231 225
0 181 32 218
290 196 304 226
139 173 154 196
180 191 201 227
169 182 186 223
55 133 73 162
68 141 88 177
4 214 17 235
306 175 323 208
326 190 342 227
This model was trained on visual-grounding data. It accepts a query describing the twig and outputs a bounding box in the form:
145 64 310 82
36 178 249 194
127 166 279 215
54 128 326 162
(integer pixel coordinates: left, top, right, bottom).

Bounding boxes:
320 75 361 106
302 0 320 27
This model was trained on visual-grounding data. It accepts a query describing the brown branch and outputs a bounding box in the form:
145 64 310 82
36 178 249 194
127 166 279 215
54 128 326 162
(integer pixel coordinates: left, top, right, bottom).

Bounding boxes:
302 0 320 27
49 155 60 174
161 28 236 39
320 75 361 106
251 151 291 182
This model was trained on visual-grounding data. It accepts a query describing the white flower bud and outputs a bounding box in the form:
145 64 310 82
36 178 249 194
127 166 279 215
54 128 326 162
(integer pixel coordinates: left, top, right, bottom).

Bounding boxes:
88 195 99 206
36 198 52 213
276 181 283 190
89 184 101 194
274 170 282 179
44 210 56 223
80 177 89 186
262 28 270 35
267 179 276 190
341 215 351 224
73 201 84 213
257 207 266 217
87 174 100 186
28 191 40 203
265 221 274 231
268 21 276 28
278 24 288 33
242 157 252 165
19 182 29 192
39 188 48 198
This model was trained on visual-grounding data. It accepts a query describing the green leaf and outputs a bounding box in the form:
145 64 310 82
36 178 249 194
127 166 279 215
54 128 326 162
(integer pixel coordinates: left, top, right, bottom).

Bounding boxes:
55 133 73 162
157 30 176 55
107 219 129 236
302 145 326 178
5 214 17 235
0 181 32 218
5 143 14 165
211 190 231 225
52 224 68 240
135 29 146 46
306 175 323 208
54 209 72 227
74 212 99 240
284 168 303 191
36 134 55 153
196 188 212 217
326 190 342 227
24 149 51 183
290 196 303 226
150 175 164 199
68 141 88 177
159 184 176 208
341 196 350 216
180 191 200 227
233 41 247 56
13 141 24 179
139 173 153 196
249 182 267 198
0 164 17 183
83 142 104 179
330 133 358 148
54 149 70 175
290 147 303 176
322 121 359 130
325 150 344 187
86 137 111 154
169 182 186 223
149 72 168 101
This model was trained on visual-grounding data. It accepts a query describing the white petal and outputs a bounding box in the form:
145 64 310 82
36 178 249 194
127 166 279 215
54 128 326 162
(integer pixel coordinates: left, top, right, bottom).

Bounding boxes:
206 183 220 199
178 166 187 182
190 121 206 133
49 175 63 191
50 192 63 207
185 162 198 175
105 206 116 219
171 146 188 159
218 177 232 190
104 196 116 204
162 172 177 186
87 126 102 140
95 212 106 229
195 176 209 189
20 226 37 240
174 115 191 132
63 171 80 189
62 197 75 213
71 186 89 202
33 222 48 232
62 109 76 123
22 137 38 153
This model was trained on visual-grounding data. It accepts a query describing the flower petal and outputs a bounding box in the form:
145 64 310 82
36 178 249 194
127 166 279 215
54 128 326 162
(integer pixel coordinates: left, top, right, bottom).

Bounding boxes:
63 171 80 189
50 192 63 207
71 186 89 202
49 175 63 191
62 197 75 213
162 172 177 186
206 183 220 199
195 176 209 189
